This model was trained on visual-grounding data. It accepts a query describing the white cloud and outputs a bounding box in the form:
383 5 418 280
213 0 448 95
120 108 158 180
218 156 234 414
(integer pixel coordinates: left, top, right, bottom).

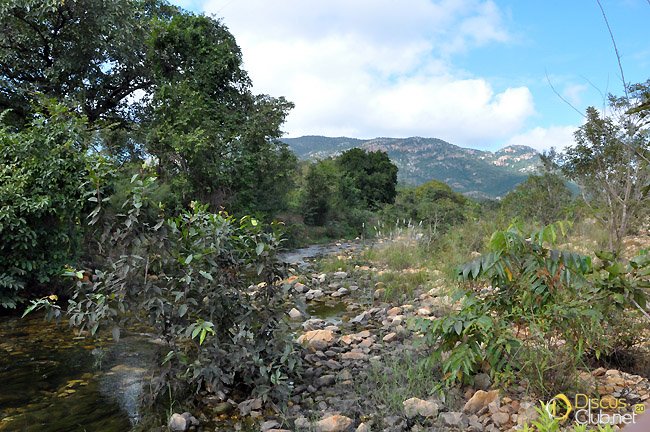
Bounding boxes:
196 0 537 148
504 125 578 152
562 83 589 107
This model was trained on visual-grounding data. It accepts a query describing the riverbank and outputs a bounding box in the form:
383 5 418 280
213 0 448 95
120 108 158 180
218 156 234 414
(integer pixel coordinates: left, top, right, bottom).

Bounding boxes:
195 234 650 432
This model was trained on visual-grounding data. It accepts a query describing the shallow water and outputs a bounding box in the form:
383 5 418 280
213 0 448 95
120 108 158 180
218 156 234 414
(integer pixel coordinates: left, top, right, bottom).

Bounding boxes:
278 241 359 266
0 314 155 432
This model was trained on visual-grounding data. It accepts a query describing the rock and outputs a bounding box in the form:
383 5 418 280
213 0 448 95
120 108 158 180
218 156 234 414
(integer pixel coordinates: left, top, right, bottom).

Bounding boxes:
440 411 469 429
374 289 385 299
403 397 439 418
298 329 336 351
350 311 369 324
463 390 499 414
261 420 281 431
295 416 311 429
315 414 354 432
180 412 199 426
516 402 539 425
294 282 307 293
288 308 303 320
238 398 263 416
491 412 510 426
387 306 402 316
474 373 492 390
416 307 431 316
306 289 324 300
168 413 187 431
333 271 348 279
341 351 368 361
355 423 370 432
317 374 336 387
382 332 398 343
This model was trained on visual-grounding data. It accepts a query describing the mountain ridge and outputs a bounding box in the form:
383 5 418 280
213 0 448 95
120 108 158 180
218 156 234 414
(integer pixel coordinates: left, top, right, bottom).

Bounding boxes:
281 135 541 199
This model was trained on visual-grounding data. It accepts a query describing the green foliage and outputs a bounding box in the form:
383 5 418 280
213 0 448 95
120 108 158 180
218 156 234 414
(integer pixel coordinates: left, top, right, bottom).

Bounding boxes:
301 160 338 226
382 180 469 234
500 173 573 225
337 148 398 209
0 0 166 124
55 177 301 403
0 105 91 308
559 99 649 252
146 13 296 214
521 402 615 432
415 222 646 396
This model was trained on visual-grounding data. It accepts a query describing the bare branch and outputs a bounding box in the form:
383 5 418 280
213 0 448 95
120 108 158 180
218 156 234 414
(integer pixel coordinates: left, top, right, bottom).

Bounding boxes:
545 71 586 118
595 0 629 99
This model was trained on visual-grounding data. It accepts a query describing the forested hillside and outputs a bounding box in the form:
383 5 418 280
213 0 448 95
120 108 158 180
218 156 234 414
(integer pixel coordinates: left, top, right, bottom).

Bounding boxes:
283 136 539 198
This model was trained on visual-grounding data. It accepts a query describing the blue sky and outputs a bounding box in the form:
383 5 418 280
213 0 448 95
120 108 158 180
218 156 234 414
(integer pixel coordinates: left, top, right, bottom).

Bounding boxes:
170 0 649 151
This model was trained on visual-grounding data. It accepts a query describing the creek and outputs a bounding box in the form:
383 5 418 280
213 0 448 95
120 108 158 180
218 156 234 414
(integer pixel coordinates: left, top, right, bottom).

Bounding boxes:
0 241 358 431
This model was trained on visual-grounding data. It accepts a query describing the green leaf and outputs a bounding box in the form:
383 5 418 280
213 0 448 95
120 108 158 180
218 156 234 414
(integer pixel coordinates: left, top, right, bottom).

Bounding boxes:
453 320 463 335
198 270 213 281
256 243 264 255
178 304 188 317
184 254 193 265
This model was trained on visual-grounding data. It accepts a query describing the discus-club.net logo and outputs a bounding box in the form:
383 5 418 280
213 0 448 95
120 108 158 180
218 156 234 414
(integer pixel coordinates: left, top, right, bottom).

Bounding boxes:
545 393 645 426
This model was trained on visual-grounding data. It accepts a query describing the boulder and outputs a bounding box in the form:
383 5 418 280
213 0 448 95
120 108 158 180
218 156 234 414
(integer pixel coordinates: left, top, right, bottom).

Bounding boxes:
168 413 187 432
297 329 335 351
463 390 499 414
403 397 439 418
315 414 354 432
288 308 303 320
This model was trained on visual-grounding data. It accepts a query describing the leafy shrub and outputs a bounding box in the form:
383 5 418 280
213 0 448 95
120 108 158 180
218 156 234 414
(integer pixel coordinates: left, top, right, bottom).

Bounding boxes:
33 176 301 404
416 222 648 396
0 106 91 308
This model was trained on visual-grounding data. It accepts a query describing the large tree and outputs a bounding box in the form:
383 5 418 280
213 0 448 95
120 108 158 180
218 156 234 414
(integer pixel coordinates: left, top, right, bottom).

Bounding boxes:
337 148 398 209
0 0 296 214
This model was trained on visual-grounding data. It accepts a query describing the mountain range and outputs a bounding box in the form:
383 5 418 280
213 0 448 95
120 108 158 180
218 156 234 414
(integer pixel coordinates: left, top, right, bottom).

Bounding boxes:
281 136 541 199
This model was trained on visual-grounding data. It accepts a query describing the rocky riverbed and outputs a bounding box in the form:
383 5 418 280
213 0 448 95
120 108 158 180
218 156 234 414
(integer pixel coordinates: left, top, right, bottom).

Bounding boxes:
177 240 650 432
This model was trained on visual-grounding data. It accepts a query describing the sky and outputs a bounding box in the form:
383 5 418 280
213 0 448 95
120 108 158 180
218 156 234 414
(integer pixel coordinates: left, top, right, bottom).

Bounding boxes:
170 0 650 152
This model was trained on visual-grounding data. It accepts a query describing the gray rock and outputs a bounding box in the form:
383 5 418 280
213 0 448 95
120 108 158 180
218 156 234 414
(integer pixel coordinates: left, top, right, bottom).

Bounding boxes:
491 412 510 426
168 413 187 432
333 271 348 279
306 289 324 300
261 420 281 431
355 423 370 432
474 373 492 390
440 411 469 429
288 308 303 320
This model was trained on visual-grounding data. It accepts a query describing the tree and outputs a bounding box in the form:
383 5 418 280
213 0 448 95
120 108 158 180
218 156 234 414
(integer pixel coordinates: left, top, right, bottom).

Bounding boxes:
337 148 398 209
386 180 468 234
560 100 649 252
500 173 573 226
301 160 337 226
145 12 296 213
0 0 169 125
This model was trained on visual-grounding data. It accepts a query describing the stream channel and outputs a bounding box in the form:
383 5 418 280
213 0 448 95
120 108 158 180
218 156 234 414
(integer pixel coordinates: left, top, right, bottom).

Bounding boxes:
0 241 357 431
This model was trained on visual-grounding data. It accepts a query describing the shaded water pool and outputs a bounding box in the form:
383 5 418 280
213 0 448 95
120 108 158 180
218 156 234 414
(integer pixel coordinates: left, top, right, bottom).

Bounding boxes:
0 314 156 431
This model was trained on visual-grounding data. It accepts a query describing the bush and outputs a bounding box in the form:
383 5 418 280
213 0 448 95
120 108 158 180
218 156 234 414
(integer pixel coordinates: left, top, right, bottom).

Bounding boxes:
31 177 302 404
416 222 648 397
0 106 91 308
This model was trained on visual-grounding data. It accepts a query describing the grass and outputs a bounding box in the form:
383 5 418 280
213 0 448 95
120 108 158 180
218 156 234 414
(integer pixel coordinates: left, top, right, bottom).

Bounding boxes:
354 350 441 417
376 270 429 303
